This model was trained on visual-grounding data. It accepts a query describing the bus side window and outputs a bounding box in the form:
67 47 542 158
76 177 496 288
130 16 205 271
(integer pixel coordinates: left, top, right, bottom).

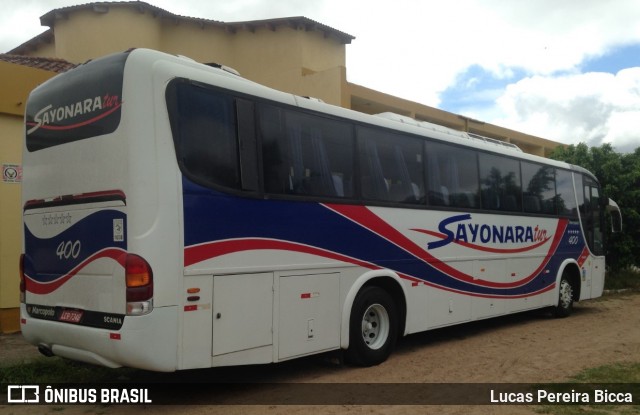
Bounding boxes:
556 169 578 217
236 98 259 192
479 153 522 212
259 104 289 194
168 81 240 190
582 175 604 255
357 127 425 204
426 141 479 209
259 104 353 198
522 162 556 214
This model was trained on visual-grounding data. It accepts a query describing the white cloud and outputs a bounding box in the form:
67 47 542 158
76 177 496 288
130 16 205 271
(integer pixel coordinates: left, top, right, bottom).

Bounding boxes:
604 110 640 151
461 0 640 75
1 5 47 52
490 69 640 152
328 0 640 109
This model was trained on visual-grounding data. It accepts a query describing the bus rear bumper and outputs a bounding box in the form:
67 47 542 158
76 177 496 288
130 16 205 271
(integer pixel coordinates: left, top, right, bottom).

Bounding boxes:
20 304 179 372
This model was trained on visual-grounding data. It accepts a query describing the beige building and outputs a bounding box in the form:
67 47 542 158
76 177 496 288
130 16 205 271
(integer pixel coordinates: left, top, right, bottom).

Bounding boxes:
0 1 562 332
0 56 75 332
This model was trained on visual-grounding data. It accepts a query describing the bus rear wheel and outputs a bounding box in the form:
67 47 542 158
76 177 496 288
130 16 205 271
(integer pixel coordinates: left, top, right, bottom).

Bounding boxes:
554 275 574 318
346 286 398 366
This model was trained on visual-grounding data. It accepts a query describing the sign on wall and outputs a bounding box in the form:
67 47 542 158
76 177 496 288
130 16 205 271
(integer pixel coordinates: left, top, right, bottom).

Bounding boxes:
2 164 22 183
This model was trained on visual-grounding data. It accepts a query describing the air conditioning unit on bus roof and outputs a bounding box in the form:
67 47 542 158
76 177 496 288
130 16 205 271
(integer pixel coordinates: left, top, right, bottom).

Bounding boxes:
175 54 242 76
203 62 241 76
375 112 522 152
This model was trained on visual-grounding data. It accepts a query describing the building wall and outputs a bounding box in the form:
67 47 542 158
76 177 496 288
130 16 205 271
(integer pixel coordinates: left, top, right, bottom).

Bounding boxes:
0 114 23 332
229 27 347 105
25 5 350 106
52 7 162 63
158 20 233 64
0 62 56 332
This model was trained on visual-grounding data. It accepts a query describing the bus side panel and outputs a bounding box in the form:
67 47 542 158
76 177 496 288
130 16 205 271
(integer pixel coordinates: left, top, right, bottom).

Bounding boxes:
180 275 213 370
589 256 606 298
277 271 341 360
212 273 273 358
181 179 586 340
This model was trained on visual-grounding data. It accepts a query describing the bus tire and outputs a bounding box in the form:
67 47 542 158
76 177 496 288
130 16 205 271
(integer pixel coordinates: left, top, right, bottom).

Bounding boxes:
554 274 574 318
346 286 398 366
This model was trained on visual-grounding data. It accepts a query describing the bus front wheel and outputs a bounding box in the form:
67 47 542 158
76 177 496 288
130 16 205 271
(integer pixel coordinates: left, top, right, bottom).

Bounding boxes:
346 286 398 366
554 274 574 318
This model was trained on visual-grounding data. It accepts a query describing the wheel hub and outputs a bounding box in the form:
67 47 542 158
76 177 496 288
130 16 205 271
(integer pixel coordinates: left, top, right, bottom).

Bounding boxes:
361 303 390 350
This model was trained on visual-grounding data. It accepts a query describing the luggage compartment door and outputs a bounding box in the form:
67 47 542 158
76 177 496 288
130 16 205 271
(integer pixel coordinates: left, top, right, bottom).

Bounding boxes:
212 273 274 357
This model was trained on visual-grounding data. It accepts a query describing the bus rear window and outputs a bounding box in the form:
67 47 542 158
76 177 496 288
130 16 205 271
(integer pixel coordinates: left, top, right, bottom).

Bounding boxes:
25 52 127 152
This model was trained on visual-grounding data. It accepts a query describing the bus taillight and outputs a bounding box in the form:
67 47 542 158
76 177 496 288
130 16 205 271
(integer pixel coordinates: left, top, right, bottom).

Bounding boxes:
19 254 25 303
125 254 153 316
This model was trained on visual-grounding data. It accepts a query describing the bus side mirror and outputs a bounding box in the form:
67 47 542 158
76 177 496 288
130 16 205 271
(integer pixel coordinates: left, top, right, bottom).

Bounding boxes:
605 198 622 232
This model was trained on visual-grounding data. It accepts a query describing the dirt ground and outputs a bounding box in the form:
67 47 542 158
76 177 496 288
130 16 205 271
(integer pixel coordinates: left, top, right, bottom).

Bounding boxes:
2 291 639 415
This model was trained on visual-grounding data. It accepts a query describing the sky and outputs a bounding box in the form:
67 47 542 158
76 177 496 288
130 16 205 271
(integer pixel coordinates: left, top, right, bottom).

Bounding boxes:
2 0 640 153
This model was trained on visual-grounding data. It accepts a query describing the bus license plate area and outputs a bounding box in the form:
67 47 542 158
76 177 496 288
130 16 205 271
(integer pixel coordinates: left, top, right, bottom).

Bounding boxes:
59 309 83 323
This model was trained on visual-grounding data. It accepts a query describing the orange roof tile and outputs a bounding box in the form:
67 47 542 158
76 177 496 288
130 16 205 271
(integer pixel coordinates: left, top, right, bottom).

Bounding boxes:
0 54 76 73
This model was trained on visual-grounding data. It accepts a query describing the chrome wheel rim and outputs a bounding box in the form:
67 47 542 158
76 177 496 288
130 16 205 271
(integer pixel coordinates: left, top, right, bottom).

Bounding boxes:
361 303 389 350
559 280 573 309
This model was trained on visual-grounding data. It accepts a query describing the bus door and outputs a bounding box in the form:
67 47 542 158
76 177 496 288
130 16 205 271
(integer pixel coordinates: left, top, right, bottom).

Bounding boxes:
581 176 605 297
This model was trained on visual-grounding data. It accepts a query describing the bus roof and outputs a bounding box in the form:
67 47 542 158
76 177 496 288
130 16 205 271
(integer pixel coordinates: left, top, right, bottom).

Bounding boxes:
116 49 600 182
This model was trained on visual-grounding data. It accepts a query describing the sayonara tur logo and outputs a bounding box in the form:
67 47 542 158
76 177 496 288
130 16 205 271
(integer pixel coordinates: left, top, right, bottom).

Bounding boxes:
413 214 551 254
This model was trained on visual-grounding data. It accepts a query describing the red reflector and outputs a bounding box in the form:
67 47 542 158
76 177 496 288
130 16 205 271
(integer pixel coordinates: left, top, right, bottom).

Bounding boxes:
300 293 311 299
412 282 419 287
124 254 153 302
126 255 151 287
21 318 26 325
184 305 197 312
110 333 121 340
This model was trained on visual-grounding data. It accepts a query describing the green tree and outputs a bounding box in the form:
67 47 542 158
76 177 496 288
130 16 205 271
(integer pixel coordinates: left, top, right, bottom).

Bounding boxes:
551 143 640 270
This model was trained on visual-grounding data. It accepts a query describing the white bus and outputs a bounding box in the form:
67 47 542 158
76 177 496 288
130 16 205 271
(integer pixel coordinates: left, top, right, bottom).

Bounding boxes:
20 48 621 371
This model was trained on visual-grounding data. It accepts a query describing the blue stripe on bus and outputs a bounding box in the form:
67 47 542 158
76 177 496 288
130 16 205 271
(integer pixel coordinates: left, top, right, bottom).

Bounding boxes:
24 209 127 285
182 178 586 298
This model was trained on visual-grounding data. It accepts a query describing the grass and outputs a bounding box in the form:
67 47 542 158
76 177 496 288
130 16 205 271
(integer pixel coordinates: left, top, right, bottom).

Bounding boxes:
0 357 137 384
535 362 640 415
572 362 640 383
605 268 640 291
